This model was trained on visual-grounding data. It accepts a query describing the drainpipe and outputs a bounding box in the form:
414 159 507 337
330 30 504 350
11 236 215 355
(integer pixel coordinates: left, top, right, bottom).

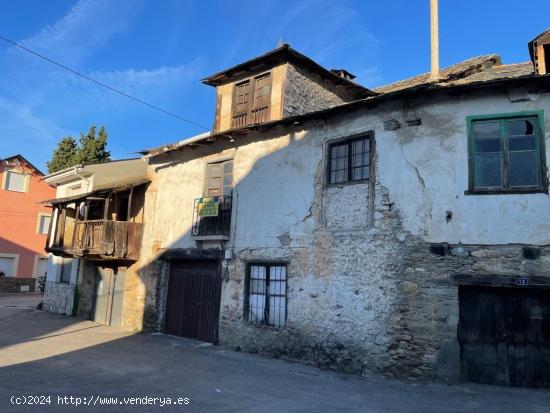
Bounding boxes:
429 0 440 81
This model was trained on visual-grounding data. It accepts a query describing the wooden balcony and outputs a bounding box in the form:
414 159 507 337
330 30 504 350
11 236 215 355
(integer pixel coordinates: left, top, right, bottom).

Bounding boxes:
45 181 147 262
48 219 143 261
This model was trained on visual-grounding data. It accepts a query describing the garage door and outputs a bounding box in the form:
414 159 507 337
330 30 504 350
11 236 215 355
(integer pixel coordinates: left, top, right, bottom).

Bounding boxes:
458 285 550 387
0 256 16 277
164 260 221 343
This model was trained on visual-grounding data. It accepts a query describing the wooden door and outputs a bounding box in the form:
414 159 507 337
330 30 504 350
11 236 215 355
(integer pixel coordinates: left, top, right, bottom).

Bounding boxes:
164 260 221 343
458 285 550 387
93 267 112 325
93 267 125 327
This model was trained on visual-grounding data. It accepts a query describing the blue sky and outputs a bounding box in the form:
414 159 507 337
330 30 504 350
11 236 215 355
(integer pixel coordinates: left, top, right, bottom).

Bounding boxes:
1 0 550 171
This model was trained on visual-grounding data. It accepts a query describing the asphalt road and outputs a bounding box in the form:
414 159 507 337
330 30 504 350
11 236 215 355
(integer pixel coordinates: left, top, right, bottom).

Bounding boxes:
1 293 550 413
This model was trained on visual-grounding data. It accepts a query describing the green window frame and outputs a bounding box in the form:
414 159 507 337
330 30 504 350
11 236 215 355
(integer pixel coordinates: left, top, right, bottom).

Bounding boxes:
466 111 547 194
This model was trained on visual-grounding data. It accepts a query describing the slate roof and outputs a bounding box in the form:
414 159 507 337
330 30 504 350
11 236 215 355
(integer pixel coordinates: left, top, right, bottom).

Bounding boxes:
202 43 374 99
143 53 544 157
375 55 535 94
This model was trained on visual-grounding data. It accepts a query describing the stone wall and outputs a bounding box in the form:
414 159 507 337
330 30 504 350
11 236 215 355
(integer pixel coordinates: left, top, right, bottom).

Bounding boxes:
283 64 350 116
218 179 402 375
76 261 96 319
218 178 550 381
0 277 37 293
140 85 550 383
382 239 550 382
43 281 73 314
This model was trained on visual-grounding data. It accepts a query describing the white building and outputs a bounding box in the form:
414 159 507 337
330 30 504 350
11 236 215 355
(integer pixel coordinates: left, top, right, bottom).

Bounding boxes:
45 32 550 387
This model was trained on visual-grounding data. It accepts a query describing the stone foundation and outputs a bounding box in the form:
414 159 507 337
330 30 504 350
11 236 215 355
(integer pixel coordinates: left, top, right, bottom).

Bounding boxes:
0 277 37 293
214 182 550 382
43 281 73 314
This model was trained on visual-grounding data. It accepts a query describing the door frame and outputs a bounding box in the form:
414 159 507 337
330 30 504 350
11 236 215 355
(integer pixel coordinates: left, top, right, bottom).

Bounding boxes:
91 265 126 326
163 258 223 344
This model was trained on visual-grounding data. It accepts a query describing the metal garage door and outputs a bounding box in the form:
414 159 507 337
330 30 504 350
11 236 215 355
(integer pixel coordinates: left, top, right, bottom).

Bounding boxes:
458 285 550 387
164 260 221 343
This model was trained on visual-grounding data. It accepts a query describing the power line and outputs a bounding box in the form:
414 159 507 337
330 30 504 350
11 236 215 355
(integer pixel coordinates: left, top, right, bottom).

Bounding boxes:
0 33 210 131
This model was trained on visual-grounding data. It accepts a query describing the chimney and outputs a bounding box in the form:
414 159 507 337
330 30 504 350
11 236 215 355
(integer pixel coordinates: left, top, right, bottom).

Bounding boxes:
331 69 356 82
429 0 440 81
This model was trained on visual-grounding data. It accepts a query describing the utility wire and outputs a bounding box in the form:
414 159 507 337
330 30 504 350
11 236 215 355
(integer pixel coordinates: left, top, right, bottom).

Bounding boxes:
0 33 210 131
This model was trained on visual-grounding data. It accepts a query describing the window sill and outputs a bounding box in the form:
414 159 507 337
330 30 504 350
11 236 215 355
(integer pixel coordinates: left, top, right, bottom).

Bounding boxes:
246 322 286 331
326 178 370 189
464 188 548 196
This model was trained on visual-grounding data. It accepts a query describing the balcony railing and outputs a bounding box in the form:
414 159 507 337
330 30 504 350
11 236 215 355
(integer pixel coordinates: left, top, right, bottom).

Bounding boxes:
231 105 269 129
50 219 143 261
191 196 232 238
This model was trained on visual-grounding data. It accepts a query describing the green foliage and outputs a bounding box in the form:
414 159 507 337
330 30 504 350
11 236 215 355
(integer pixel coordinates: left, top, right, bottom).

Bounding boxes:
46 137 79 173
77 125 110 165
47 125 111 174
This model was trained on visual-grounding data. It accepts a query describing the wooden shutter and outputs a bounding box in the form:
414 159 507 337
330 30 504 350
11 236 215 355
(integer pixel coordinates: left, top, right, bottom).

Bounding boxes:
232 81 250 128
206 160 233 197
251 73 271 124
206 163 223 197
232 72 271 128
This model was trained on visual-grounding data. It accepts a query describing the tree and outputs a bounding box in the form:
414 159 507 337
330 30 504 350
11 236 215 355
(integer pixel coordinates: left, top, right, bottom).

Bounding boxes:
47 125 111 173
77 125 110 165
46 137 79 173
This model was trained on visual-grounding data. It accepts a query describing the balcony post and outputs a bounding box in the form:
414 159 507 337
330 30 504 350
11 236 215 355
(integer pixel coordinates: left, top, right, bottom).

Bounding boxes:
82 200 90 251
45 205 56 250
101 194 110 254
58 207 67 248
127 187 133 221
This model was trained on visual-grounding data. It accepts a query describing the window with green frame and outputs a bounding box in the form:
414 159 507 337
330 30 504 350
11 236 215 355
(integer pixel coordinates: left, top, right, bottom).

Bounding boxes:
467 112 546 193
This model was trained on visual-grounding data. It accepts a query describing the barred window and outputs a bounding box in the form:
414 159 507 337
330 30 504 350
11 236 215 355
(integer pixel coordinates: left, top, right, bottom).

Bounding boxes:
328 135 371 185
246 263 286 328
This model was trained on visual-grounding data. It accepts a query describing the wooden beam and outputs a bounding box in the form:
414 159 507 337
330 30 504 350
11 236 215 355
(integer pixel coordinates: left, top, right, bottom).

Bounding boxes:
537 43 547 75
127 187 133 222
45 206 56 250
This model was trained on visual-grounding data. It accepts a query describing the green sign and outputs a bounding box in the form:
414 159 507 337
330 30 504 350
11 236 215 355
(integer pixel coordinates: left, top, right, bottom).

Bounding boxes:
197 197 220 217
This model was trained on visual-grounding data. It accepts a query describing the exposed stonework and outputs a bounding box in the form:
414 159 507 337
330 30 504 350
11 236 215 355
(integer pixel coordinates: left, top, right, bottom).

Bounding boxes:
76 261 96 319
43 281 72 314
284 63 351 116
216 175 394 373
136 85 550 384
0 277 36 294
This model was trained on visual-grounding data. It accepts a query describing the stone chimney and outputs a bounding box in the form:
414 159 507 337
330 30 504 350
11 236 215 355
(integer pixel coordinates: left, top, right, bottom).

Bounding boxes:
330 69 356 82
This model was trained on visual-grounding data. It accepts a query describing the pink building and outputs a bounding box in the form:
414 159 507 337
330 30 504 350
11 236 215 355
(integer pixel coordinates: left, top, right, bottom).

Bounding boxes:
0 155 55 280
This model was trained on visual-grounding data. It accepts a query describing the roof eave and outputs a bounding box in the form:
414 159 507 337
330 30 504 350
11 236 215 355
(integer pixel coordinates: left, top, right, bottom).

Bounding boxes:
147 73 550 158
201 44 374 97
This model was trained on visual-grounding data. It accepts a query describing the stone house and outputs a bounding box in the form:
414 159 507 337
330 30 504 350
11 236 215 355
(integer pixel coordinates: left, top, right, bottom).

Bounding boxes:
46 31 550 387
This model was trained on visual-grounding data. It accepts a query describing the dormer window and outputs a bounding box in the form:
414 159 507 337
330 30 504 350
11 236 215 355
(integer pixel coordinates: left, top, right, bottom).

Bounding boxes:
232 72 271 128
529 29 550 75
